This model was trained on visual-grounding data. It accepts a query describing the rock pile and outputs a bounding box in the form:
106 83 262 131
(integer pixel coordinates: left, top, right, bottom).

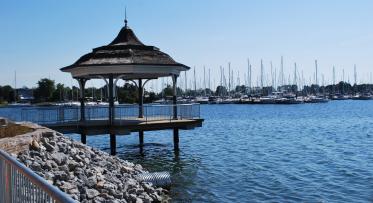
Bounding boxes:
17 131 170 203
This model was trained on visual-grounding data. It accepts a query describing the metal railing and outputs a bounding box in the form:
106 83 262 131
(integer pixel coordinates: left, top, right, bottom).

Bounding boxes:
0 149 76 203
1 103 200 125
115 104 201 122
21 106 80 124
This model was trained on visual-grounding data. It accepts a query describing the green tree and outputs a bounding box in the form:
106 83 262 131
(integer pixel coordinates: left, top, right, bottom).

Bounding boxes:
35 78 55 102
144 91 158 103
215 86 227 96
161 85 173 98
117 83 138 103
52 83 67 102
0 85 15 103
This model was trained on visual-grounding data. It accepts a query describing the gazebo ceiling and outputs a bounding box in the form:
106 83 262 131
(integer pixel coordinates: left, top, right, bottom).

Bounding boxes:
61 21 190 79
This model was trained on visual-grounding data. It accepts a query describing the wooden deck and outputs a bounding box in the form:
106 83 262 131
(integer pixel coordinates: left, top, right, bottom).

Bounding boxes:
0 104 203 154
46 118 204 135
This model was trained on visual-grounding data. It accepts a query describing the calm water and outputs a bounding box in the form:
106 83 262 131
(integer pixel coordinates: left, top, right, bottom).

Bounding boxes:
3 101 373 202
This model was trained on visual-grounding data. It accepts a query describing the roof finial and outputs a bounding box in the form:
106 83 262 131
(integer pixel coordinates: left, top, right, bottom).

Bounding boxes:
124 6 128 27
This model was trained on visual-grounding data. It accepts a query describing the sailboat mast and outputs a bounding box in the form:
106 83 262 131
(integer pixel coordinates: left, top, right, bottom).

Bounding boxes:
184 71 187 92
294 63 297 86
220 66 223 87
294 63 297 91
333 66 336 85
14 70 17 102
247 58 250 90
260 59 264 89
342 68 345 94
274 67 277 90
332 66 336 94
203 66 206 96
193 67 196 93
208 68 211 91
228 62 231 95
270 61 274 88
322 74 325 96
237 71 240 86
231 68 234 90
249 64 252 95
354 64 357 85
315 60 318 85
281 56 284 87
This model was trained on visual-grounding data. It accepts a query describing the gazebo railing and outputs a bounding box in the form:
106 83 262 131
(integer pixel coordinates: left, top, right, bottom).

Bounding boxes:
3 103 200 125
115 103 201 122
20 106 80 124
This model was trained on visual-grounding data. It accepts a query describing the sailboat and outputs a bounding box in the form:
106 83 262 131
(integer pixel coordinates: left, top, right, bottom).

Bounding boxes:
8 70 31 107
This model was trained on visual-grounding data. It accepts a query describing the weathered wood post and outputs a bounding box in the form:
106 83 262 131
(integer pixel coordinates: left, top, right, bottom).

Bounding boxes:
138 79 143 118
138 79 145 148
78 78 87 144
173 128 179 151
109 74 114 125
172 75 178 119
172 75 180 151
108 74 116 155
110 133 116 155
139 131 144 146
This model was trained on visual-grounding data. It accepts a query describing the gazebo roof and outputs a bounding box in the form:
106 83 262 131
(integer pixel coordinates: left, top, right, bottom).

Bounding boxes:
61 20 190 79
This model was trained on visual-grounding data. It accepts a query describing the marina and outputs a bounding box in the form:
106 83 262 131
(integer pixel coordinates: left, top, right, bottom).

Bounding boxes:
1 1 373 202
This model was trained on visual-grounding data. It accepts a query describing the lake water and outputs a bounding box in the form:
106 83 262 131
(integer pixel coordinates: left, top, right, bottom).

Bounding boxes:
3 101 373 202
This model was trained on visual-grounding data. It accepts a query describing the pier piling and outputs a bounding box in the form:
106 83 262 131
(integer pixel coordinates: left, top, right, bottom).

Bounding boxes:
81 133 86 144
173 128 179 151
139 131 144 146
110 133 116 155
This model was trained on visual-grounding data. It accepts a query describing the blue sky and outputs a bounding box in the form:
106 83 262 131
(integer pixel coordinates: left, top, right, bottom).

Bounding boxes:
1 0 373 90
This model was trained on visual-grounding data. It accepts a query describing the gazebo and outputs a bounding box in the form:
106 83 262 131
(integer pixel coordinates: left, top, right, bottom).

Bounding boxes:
60 17 201 155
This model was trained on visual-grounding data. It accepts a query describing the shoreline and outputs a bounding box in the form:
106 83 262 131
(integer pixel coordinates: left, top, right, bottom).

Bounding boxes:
0 120 170 202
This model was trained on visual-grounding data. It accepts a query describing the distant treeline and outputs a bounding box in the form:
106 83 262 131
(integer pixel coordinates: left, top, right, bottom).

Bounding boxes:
1 78 373 104
0 78 175 104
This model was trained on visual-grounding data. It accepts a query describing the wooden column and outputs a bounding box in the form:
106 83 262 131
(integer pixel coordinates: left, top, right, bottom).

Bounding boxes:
78 78 87 122
138 79 143 118
172 75 178 119
78 78 88 144
173 128 179 151
139 131 144 146
108 75 116 155
108 75 114 125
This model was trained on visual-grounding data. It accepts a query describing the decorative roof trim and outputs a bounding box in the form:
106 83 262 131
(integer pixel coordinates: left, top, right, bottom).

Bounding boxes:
61 63 190 72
